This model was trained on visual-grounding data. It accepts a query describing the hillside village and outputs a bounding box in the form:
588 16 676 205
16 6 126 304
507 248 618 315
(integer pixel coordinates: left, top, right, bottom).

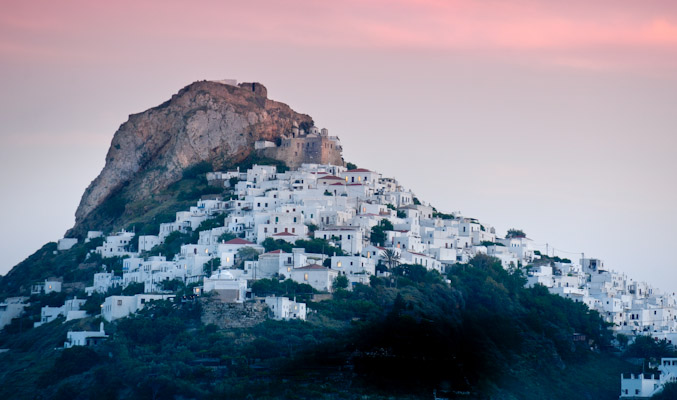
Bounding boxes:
2 159 677 397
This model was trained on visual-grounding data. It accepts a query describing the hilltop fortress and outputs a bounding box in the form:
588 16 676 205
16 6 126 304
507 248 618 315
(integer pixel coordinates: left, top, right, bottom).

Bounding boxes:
255 123 343 168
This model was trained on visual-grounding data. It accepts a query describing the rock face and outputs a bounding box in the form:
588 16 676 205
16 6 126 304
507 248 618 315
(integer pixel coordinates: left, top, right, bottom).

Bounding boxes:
72 80 337 234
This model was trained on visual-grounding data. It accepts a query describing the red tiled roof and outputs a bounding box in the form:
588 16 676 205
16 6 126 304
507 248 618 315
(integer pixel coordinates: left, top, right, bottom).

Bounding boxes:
319 175 343 180
330 182 345 186
224 238 255 245
265 249 285 254
273 232 296 236
346 168 371 173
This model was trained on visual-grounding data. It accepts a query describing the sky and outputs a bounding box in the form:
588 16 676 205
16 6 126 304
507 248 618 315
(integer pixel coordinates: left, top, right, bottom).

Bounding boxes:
1 0 676 291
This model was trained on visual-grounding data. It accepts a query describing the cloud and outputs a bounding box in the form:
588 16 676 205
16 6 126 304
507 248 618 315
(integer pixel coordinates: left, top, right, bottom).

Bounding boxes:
1 0 676 70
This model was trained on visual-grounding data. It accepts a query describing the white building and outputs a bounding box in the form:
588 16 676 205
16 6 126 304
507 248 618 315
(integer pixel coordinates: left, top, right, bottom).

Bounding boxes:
202 270 248 303
290 264 338 292
0 297 28 329
101 294 174 322
621 358 677 398
265 296 307 320
57 238 78 251
64 322 108 348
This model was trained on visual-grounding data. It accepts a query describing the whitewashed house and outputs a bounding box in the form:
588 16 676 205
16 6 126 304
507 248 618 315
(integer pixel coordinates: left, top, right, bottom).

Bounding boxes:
265 296 307 321
64 322 108 348
102 294 174 322
290 264 338 292
202 270 248 303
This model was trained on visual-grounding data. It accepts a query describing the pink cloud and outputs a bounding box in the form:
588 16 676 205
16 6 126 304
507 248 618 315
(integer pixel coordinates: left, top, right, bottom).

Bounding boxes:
1 0 676 70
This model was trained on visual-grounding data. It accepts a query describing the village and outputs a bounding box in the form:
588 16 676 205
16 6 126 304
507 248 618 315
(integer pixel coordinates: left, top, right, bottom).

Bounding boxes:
1 157 676 398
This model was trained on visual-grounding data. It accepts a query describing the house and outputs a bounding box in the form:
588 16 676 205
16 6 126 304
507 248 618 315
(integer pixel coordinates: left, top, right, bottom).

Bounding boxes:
96 230 137 258
34 298 87 327
64 322 108 348
0 297 28 329
620 357 677 398
202 270 248 303
31 279 62 295
290 264 338 292
57 238 78 251
101 294 174 322
265 296 307 320
138 235 160 252
340 168 380 186
315 227 363 255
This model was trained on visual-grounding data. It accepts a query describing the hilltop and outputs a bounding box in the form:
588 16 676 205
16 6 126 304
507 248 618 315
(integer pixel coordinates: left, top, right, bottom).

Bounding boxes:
69 80 342 238
0 81 672 400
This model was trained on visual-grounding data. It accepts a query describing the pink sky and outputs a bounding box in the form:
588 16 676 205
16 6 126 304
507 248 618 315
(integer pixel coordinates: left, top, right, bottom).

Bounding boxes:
2 0 677 69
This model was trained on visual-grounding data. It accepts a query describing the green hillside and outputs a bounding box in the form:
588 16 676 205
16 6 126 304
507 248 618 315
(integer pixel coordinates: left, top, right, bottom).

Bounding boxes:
0 254 635 399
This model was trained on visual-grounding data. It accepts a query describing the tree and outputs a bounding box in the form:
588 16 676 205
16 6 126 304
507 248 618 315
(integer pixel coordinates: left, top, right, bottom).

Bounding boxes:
203 257 221 276
218 232 237 242
237 247 260 267
122 282 145 296
262 238 293 253
370 219 394 246
506 229 526 238
381 249 400 270
653 382 677 399
346 162 358 170
333 275 349 290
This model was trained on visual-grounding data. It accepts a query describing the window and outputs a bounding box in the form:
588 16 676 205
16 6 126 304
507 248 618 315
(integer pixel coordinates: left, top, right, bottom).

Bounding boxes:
117 300 122 306
304 273 308 281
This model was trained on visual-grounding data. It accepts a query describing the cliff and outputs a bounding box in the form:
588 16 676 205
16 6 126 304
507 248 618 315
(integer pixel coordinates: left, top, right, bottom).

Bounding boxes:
69 80 341 237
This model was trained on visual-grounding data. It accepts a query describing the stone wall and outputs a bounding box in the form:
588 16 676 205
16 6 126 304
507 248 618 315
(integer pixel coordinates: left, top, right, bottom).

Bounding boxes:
199 297 268 329
261 136 344 168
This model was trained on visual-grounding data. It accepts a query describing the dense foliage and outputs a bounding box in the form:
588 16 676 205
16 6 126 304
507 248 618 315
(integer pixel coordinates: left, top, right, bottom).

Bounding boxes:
0 254 635 399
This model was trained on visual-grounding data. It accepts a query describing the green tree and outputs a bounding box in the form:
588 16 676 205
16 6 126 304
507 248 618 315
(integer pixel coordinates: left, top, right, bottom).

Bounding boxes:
506 228 527 238
381 249 400 270
333 275 349 290
237 247 260 267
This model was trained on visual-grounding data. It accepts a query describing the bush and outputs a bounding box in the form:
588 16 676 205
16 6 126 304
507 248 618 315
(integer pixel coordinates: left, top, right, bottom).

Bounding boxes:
333 275 349 290
182 161 213 179
39 347 100 387
506 229 526 238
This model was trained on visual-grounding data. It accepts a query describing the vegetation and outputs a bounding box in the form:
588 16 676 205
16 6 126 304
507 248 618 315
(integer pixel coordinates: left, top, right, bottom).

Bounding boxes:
0 238 104 298
0 254 635 399
261 238 345 257
506 228 527 238
433 211 455 220
222 152 289 173
333 275 349 290
251 278 316 301
370 219 394 247
346 162 358 170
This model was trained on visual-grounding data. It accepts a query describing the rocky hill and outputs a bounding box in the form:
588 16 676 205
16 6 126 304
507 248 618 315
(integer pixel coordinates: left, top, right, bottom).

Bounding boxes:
69 80 338 237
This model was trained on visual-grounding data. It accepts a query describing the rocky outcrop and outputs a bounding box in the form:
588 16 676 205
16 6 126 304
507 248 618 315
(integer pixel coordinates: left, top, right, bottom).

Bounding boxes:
71 81 316 234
